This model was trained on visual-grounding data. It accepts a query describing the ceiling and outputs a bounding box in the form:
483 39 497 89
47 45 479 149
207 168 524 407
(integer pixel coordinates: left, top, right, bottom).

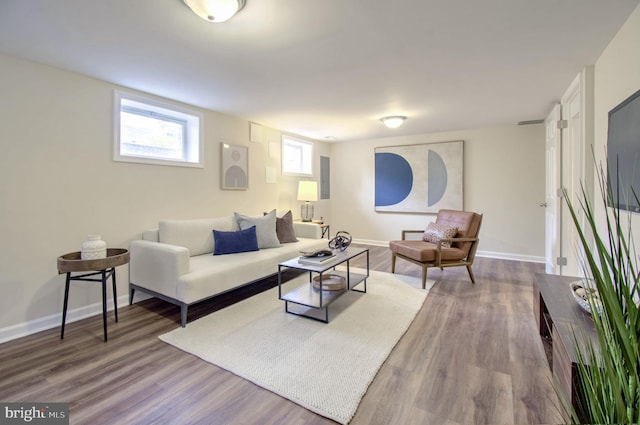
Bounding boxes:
0 0 638 142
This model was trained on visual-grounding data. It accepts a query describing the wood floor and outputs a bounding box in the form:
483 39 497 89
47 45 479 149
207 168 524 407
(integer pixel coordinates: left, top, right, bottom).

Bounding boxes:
0 246 564 425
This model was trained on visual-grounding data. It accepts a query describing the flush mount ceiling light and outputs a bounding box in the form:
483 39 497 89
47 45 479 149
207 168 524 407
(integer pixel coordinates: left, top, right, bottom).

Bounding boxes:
380 116 407 129
183 0 246 23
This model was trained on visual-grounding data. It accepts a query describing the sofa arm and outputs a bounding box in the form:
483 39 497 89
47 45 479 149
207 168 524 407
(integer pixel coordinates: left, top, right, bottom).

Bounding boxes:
129 240 190 299
293 222 323 239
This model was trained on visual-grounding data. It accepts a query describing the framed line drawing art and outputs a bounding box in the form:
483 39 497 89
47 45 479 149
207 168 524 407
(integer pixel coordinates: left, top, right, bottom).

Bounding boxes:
374 140 463 213
221 143 248 190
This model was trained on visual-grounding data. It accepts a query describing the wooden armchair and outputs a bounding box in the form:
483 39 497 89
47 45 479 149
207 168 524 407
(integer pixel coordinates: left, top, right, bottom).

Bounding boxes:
389 209 482 288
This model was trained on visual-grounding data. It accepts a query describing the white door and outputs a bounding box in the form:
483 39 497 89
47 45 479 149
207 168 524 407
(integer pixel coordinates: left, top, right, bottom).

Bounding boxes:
560 77 585 277
544 104 562 274
544 70 592 277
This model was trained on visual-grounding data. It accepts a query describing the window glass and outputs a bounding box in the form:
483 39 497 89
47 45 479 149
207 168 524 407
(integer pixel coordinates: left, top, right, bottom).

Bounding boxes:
282 136 313 175
114 91 203 167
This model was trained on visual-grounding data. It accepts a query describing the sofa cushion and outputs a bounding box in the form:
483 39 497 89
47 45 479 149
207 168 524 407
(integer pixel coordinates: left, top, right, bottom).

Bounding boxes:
423 222 458 247
159 216 238 256
213 226 259 255
234 209 281 249
266 210 298 243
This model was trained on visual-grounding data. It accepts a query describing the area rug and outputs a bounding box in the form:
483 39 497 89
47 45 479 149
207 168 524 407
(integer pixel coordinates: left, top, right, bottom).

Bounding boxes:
159 269 433 424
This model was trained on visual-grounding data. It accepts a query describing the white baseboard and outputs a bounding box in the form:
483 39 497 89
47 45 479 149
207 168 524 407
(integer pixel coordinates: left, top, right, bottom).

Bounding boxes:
0 294 130 344
354 238 389 247
353 239 545 264
476 250 545 264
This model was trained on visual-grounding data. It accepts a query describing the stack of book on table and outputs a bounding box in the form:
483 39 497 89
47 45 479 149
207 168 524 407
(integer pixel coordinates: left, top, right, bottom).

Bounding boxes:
298 253 336 266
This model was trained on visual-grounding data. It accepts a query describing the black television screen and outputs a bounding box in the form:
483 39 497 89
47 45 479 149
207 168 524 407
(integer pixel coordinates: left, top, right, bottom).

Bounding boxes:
607 88 640 213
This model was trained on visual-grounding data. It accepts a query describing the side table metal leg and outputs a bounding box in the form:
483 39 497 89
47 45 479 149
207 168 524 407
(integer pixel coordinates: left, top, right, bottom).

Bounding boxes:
111 268 118 323
101 270 108 342
60 272 71 339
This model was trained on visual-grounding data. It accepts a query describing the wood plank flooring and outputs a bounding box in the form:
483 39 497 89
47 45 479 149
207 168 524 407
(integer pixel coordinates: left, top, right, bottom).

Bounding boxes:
0 246 564 424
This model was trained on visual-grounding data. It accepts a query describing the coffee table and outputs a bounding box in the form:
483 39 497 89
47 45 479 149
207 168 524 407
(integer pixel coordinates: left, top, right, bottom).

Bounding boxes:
277 247 369 322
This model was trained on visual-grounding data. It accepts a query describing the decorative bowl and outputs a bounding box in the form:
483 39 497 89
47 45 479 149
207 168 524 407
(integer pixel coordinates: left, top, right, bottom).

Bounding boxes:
570 280 602 315
312 274 346 291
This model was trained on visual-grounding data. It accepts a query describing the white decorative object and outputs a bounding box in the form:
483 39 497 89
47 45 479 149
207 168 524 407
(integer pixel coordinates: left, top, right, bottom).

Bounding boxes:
81 235 107 260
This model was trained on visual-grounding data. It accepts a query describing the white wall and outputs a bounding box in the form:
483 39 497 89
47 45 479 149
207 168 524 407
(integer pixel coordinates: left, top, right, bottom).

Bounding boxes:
0 53 330 339
330 124 546 260
593 4 640 238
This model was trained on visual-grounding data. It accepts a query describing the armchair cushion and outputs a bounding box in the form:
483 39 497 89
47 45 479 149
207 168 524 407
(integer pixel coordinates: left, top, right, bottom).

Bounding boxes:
423 222 458 247
389 240 466 262
435 209 482 254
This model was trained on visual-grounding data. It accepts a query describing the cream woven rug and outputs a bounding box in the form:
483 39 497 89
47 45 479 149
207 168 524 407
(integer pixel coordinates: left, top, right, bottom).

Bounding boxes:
159 269 432 424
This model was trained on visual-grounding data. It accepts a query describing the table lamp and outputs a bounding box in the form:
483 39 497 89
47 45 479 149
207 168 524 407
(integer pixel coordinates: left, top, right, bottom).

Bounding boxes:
297 181 318 222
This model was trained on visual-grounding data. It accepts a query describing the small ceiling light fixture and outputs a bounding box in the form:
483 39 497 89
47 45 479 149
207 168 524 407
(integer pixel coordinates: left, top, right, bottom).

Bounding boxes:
183 0 246 23
380 115 407 129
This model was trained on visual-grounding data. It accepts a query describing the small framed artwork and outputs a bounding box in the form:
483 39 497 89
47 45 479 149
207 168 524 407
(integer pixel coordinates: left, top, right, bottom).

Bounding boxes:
221 143 248 190
249 122 263 143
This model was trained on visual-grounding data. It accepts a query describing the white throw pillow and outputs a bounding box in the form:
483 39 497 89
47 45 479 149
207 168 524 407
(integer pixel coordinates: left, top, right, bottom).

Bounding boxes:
234 209 281 249
159 216 238 256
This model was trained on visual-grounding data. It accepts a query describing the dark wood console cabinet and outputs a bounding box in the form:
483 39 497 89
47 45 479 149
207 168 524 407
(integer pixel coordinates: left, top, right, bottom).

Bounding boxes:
533 273 599 422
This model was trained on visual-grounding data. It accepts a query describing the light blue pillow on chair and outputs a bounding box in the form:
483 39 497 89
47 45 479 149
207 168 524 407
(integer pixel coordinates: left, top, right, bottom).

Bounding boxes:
234 209 281 249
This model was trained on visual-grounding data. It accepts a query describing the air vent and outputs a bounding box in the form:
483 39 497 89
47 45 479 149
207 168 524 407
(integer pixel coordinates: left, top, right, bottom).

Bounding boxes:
517 119 544 125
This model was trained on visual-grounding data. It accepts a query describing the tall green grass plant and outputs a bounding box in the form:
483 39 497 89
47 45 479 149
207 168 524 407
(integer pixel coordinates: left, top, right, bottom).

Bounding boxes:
563 162 640 424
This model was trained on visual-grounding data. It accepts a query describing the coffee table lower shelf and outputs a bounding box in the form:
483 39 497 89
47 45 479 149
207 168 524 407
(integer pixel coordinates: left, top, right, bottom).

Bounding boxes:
281 271 367 322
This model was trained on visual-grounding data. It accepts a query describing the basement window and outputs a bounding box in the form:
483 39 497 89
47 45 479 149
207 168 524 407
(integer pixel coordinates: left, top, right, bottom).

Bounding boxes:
114 91 204 167
282 135 313 176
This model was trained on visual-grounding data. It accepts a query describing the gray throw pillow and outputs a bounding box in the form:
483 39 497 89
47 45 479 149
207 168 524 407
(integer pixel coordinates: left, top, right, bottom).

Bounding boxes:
234 209 281 249
264 210 298 243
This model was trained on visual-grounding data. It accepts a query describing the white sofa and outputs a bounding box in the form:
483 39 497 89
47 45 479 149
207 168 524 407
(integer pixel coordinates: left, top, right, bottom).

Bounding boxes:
129 213 327 326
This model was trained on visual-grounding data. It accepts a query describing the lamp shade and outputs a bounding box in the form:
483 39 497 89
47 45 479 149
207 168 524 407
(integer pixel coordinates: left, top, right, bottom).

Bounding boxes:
183 0 246 23
297 181 318 202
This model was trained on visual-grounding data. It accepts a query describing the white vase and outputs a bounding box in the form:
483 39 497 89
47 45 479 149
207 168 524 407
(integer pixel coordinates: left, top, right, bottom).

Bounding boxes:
81 235 107 260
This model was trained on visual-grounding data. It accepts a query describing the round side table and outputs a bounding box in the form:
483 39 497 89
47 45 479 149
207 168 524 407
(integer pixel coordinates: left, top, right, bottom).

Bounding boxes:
57 248 130 342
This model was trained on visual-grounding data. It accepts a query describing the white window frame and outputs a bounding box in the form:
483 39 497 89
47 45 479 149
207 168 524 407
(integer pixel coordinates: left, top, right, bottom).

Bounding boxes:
113 90 204 168
281 135 313 176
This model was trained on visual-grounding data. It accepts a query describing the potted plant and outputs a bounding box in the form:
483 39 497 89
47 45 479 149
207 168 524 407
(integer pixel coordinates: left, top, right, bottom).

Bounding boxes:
562 161 640 424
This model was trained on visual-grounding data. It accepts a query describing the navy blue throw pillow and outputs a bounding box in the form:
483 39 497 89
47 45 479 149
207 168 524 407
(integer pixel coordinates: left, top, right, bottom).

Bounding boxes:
213 226 259 255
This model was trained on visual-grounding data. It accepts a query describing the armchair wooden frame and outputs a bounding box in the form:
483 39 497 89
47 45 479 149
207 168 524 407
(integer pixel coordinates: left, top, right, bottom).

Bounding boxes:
390 211 482 288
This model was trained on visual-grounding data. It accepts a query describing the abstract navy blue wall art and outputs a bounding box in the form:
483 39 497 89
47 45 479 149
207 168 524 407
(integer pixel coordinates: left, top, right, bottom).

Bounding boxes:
374 141 463 213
